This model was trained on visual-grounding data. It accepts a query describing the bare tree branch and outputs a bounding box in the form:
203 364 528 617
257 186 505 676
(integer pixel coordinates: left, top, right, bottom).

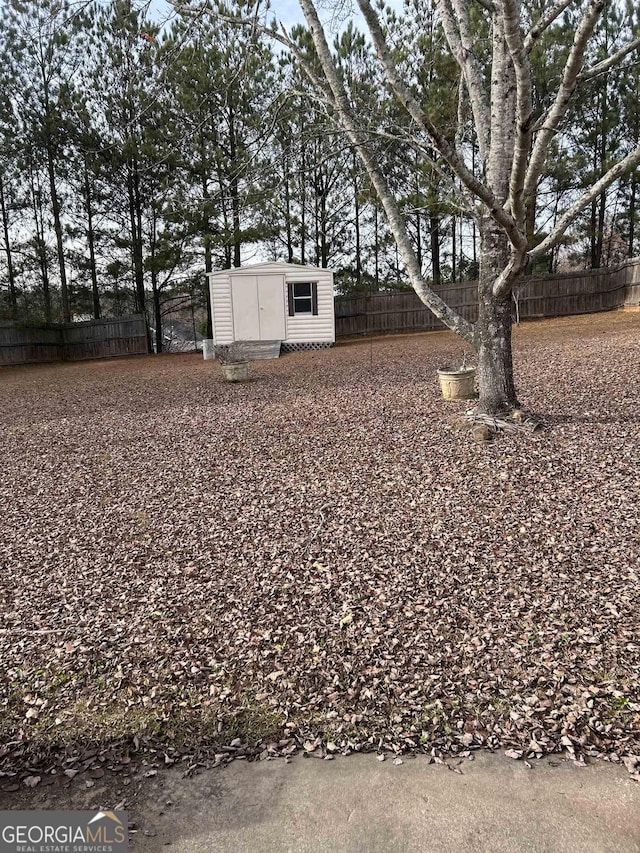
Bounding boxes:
523 0 575 52
502 0 533 227
492 247 528 296
454 71 466 161
579 35 640 80
529 145 640 260
524 0 605 201
437 0 491 165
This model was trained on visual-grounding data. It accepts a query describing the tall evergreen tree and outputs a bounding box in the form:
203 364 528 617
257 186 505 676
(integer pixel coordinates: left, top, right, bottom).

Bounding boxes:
2 0 89 321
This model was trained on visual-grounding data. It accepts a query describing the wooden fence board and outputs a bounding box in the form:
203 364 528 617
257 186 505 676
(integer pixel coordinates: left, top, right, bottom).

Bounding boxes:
624 260 640 306
0 315 148 366
335 259 640 337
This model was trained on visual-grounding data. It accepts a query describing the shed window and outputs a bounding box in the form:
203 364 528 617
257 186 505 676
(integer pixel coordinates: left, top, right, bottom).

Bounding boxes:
288 281 319 316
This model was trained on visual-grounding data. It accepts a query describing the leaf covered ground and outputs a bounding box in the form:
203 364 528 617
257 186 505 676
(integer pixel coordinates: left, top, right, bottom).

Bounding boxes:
1 312 639 783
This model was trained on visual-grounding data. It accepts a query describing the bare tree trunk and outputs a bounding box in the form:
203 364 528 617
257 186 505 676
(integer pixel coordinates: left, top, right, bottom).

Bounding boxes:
228 99 241 268
284 151 293 263
0 174 17 315
126 154 152 353
313 156 321 266
590 81 607 269
216 150 232 269
476 291 518 414
204 261 213 340
320 186 329 268
150 210 162 353
231 175 241 267
300 115 307 264
46 143 69 323
590 196 598 267
202 204 213 340
604 195 618 267
152 272 162 353
42 81 70 324
475 221 519 414
29 165 51 324
629 103 639 258
373 201 379 290
451 215 457 283
134 167 153 353
353 151 361 285
199 127 214 339
214 121 232 270
414 165 422 273
83 157 100 320
596 189 606 267
629 173 636 257
430 214 440 284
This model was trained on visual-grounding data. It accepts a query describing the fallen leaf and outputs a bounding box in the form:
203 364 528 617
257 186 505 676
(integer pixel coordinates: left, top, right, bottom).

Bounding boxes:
505 749 523 760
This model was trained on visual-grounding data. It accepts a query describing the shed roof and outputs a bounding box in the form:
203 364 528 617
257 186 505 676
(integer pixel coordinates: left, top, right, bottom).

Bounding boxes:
208 261 331 278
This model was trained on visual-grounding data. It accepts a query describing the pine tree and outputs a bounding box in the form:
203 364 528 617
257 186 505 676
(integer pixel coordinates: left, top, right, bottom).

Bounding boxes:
2 0 89 321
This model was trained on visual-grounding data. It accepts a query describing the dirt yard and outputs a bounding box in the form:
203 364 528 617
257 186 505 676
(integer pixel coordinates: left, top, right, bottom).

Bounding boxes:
1 311 639 790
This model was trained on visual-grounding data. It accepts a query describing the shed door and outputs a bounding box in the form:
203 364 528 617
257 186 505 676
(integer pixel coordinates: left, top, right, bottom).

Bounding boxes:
257 275 286 340
231 275 260 340
231 273 286 341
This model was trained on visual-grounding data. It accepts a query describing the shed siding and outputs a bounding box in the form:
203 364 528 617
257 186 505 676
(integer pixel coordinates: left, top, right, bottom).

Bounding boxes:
210 274 234 344
208 263 335 345
285 272 334 342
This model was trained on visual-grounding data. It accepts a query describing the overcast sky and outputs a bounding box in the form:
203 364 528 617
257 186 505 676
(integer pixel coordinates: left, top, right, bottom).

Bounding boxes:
151 0 369 37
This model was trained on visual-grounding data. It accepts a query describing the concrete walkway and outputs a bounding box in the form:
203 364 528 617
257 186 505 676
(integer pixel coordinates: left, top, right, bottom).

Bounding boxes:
133 752 640 852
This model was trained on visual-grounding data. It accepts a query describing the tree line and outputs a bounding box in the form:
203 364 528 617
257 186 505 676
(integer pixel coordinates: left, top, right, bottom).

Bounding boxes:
0 0 638 351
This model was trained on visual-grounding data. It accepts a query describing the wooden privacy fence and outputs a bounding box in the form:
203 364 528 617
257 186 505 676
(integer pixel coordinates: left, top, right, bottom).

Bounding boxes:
335 258 640 338
0 315 149 366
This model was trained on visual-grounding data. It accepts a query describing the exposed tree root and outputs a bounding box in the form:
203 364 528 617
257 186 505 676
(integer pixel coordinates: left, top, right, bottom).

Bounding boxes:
462 407 549 437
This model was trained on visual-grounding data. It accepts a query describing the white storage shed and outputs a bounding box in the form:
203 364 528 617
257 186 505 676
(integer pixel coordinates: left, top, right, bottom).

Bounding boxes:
207 262 335 351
